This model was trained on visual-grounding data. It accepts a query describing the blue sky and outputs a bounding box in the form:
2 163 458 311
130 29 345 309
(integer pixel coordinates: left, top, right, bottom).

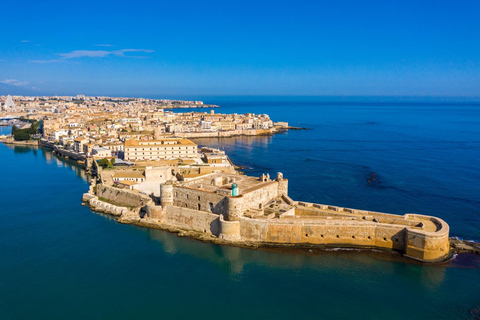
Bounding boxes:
1 0 479 98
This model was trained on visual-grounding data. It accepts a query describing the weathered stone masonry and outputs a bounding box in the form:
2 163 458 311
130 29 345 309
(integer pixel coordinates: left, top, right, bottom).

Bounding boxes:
86 171 451 262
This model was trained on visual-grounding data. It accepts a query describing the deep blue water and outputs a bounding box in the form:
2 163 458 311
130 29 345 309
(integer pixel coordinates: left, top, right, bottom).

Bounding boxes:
194 99 480 241
1 100 480 319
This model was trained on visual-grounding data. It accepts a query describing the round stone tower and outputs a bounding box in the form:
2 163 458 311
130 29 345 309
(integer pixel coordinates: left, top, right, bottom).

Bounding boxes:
160 183 174 207
226 195 244 221
276 172 288 197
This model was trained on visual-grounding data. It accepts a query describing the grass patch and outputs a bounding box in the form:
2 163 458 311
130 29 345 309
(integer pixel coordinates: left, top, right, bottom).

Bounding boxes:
97 196 136 210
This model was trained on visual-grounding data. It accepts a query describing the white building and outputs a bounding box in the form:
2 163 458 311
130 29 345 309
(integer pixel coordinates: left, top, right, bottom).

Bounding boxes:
91 147 112 158
124 138 198 161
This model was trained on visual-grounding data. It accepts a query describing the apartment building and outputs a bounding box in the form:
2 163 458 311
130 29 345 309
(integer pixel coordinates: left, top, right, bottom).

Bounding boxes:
124 138 198 161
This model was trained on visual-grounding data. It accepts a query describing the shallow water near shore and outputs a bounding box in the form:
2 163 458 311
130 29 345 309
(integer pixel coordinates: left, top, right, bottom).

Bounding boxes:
1 100 480 319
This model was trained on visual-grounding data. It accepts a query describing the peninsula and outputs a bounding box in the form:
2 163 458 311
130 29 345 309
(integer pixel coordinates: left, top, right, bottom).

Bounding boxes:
1 94 477 263
81 149 451 263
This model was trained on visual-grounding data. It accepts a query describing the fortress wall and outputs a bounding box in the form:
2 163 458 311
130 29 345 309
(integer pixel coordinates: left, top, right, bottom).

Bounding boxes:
240 218 269 240
162 205 219 235
218 215 241 240
404 214 450 261
374 224 407 251
295 201 407 219
88 197 129 216
133 190 448 261
281 194 295 205
146 205 163 219
240 218 412 252
141 204 448 261
96 185 151 207
173 186 227 214
242 182 278 209
277 179 288 197
295 207 354 218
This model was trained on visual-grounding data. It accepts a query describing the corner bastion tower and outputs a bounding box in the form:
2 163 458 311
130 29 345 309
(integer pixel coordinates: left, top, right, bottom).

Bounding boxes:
149 171 449 262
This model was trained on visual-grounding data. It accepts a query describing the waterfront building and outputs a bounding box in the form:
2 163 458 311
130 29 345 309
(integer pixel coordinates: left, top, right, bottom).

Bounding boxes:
91 147 112 158
202 152 230 165
124 138 198 161
74 137 88 153
83 143 95 155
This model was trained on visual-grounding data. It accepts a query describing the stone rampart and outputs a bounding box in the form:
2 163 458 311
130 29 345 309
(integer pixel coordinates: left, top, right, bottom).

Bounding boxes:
87 196 129 216
238 213 449 261
161 205 220 235
239 218 403 249
404 214 450 261
96 185 152 207
242 182 278 210
85 180 450 262
2 139 39 146
218 214 241 240
173 186 227 215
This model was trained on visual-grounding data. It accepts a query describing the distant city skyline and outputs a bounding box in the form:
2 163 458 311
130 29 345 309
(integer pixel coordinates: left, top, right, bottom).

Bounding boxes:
1 0 480 98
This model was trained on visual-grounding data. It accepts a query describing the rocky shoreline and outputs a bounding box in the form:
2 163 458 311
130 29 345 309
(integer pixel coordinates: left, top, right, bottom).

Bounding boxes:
450 238 480 255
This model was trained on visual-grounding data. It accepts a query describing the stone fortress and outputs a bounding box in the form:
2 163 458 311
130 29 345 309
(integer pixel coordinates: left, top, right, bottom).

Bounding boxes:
86 167 451 262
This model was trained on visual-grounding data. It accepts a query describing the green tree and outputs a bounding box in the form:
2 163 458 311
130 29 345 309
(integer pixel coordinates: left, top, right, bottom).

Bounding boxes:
14 131 30 141
98 158 110 168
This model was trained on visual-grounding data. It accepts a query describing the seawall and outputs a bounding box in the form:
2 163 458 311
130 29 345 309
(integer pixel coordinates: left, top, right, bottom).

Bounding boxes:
83 193 451 263
175 128 276 138
1 139 39 146
96 185 153 208
52 146 86 161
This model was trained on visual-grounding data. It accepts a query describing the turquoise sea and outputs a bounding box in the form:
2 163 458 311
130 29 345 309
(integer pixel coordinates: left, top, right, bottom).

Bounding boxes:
1 99 480 319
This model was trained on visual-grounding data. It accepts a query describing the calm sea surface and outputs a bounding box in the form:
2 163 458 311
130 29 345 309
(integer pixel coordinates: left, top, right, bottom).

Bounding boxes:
1 99 480 319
